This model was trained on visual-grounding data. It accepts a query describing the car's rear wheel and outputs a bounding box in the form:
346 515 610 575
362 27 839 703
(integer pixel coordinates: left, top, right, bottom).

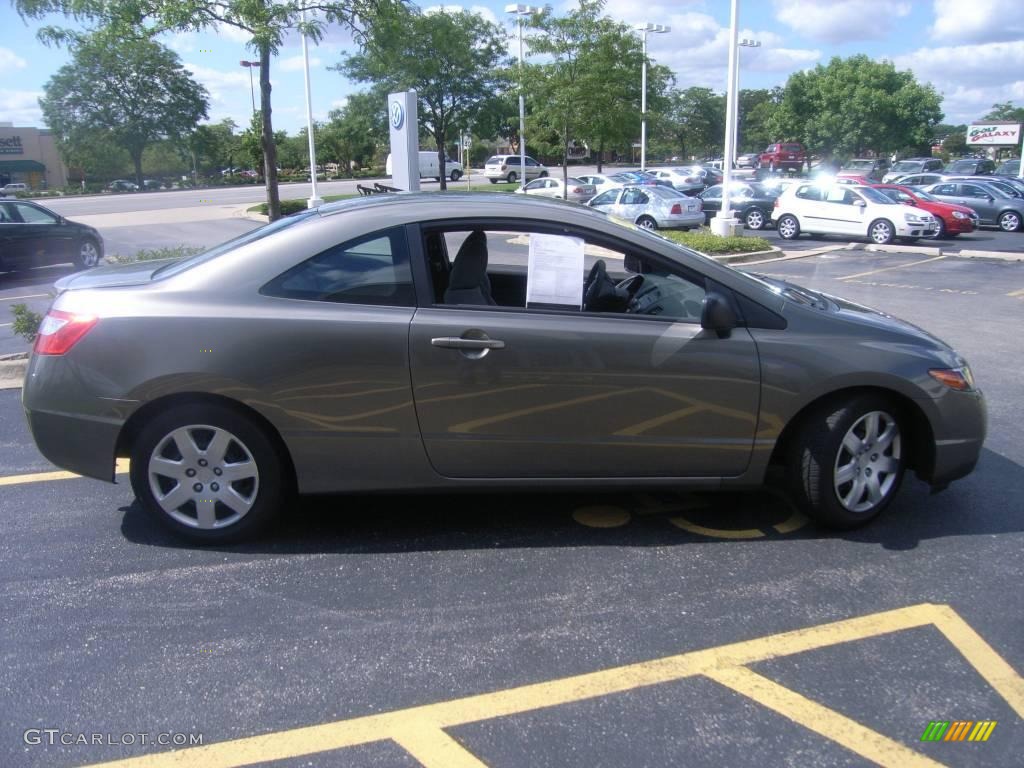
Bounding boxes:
744 208 766 230
998 211 1022 232
869 219 895 245
129 402 285 543
507 171 518 184
450 169 462 182
636 215 658 230
76 238 101 269
788 394 905 529
777 214 800 239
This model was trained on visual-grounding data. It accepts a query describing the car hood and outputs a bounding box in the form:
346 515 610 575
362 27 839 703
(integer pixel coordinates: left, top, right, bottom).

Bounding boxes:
54 259 177 292
917 201 975 216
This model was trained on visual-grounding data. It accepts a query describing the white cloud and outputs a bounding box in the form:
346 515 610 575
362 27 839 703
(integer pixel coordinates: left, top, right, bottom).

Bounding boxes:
423 4 499 24
0 48 28 70
893 40 1024 123
0 90 44 126
279 54 322 72
214 22 254 45
162 33 195 54
930 0 1024 44
183 62 254 114
773 0 911 43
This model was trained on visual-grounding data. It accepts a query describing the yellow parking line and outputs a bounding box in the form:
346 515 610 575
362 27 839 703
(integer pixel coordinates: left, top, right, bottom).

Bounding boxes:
837 255 947 281
704 666 942 767
668 515 765 539
78 602 1019 768
1007 288 1024 297
0 458 129 487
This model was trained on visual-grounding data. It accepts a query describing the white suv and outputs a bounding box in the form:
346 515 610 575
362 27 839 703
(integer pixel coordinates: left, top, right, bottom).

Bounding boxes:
483 155 547 184
772 182 938 244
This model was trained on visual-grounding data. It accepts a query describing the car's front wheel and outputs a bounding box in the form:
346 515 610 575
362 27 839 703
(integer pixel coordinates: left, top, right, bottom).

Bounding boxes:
76 238 102 269
777 214 800 239
450 169 462 182
129 402 286 543
869 219 895 245
788 394 905 528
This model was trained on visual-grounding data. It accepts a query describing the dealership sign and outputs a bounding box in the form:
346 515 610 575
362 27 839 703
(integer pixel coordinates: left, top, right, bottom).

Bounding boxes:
0 136 23 155
967 124 1021 145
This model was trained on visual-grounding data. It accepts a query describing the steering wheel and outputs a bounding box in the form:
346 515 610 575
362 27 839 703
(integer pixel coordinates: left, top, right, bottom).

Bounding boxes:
584 260 612 311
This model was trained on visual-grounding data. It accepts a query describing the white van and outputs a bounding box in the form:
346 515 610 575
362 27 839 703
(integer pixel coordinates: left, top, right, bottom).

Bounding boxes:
1 182 28 196
386 151 463 182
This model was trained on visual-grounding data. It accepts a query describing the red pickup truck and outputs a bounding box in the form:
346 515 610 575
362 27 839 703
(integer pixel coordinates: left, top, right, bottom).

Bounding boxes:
757 143 806 173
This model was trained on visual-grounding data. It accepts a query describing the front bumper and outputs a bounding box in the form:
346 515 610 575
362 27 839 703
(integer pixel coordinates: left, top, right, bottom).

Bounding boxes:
895 219 939 238
922 387 987 488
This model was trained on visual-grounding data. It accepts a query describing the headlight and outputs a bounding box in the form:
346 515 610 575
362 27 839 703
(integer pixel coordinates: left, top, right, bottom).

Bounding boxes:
904 212 924 222
952 211 968 219
928 366 975 391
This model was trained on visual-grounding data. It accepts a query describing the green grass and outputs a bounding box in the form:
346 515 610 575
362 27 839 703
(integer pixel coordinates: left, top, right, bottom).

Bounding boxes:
248 194 358 216
661 228 773 255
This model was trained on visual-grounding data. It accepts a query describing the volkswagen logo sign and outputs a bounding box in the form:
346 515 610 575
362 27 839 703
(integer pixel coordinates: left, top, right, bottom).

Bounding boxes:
390 101 405 130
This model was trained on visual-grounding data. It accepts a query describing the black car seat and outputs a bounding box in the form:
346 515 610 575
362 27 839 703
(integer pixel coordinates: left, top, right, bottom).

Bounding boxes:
444 230 496 306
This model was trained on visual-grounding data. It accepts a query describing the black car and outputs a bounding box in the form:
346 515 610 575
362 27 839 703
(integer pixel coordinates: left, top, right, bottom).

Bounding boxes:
944 158 996 175
698 182 779 230
0 199 104 273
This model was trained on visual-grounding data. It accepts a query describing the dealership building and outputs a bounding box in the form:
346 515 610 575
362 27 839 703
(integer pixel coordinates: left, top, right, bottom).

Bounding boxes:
0 123 69 189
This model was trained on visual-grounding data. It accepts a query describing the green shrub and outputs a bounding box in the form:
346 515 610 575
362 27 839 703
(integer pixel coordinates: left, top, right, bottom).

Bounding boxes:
252 199 308 216
661 228 773 255
112 245 206 264
10 303 43 343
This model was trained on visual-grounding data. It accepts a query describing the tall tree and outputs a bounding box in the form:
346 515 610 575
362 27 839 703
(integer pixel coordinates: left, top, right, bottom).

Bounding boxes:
768 55 943 160
16 0 393 221
321 91 388 174
655 87 726 161
40 30 208 187
338 6 507 191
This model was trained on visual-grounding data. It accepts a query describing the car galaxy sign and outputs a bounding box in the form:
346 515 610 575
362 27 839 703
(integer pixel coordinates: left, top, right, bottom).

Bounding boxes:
967 123 1021 145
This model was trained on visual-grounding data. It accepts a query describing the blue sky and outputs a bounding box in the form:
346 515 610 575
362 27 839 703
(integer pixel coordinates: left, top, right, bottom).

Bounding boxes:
2 0 1023 134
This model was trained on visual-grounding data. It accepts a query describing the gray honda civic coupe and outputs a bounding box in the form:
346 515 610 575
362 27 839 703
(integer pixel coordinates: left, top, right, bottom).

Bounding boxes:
22 194 985 543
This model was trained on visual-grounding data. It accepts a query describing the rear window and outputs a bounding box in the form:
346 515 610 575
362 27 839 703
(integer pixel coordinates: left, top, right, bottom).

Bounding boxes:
485 156 504 165
782 144 802 152
649 186 685 200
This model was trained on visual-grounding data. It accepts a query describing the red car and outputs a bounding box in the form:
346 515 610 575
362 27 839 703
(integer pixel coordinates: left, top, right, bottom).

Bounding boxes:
757 142 805 173
871 184 978 238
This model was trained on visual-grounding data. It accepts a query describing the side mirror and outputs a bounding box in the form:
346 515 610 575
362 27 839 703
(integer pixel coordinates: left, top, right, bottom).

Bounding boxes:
854 199 867 207
987 196 994 202
701 291 737 338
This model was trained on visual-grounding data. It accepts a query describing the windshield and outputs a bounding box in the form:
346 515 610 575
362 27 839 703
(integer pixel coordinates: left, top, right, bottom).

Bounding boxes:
843 160 873 170
650 186 685 199
891 161 921 172
911 190 938 202
153 210 318 279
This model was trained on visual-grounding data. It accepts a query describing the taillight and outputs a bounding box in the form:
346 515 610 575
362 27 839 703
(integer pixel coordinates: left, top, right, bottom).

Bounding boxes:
685 176 699 183
773 198 780 208
670 203 682 214
33 309 98 355
572 187 582 193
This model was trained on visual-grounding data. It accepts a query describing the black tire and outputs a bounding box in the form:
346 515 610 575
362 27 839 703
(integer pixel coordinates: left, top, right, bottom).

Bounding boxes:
787 393 905 529
75 237 102 269
935 218 947 239
869 218 895 245
450 169 462 182
129 402 287 543
777 214 800 240
489 179 498 185
539 171 548 178
507 171 517 184
998 210 1022 232
744 208 767 230
636 215 658 230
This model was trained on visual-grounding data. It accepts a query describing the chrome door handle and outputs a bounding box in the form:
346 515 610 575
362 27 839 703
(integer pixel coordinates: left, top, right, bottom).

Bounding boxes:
431 337 506 350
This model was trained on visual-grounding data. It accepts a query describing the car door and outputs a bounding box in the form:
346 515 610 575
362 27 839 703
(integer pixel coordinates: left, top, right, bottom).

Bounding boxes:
958 184 999 221
0 201 30 267
523 179 547 197
615 188 651 222
699 185 723 217
407 223 761 478
10 201 72 265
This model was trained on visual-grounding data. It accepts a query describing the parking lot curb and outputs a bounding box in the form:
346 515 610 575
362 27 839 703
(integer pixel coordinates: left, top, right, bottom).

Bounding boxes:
864 243 943 257
951 249 1023 262
712 247 782 265
0 353 28 390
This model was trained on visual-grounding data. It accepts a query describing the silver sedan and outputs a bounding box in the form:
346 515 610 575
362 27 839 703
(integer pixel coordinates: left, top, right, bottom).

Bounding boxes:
24 194 985 542
515 176 597 203
587 185 704 230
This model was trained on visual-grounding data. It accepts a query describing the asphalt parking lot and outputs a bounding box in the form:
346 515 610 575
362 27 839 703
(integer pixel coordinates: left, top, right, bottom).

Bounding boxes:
1 249 1022 767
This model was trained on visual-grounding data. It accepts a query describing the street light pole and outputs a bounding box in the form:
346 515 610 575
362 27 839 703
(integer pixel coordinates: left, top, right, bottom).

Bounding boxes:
634 23 670 172
711 0 741 237
506 4 542 191
300 4 322 208
239 60 260 116
733 38 760 165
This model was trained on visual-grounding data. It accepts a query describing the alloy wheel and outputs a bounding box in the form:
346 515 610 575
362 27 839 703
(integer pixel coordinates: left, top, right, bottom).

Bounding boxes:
833 410 901 513
79 240 100 268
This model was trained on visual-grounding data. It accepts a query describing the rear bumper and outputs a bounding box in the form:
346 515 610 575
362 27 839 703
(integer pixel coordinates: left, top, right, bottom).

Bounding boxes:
24 406 121 482
659 212 705 229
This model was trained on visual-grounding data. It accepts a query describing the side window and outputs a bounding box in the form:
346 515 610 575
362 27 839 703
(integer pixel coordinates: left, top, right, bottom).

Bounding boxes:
622 189 648 205
0 202 14 222
704 185 723 197
795 185 821 201
605 251 707 323
962 185 988 198
14 203 58 223
261 227 413 306
590 189 620 206
524 179 545 191
932 184 955 195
